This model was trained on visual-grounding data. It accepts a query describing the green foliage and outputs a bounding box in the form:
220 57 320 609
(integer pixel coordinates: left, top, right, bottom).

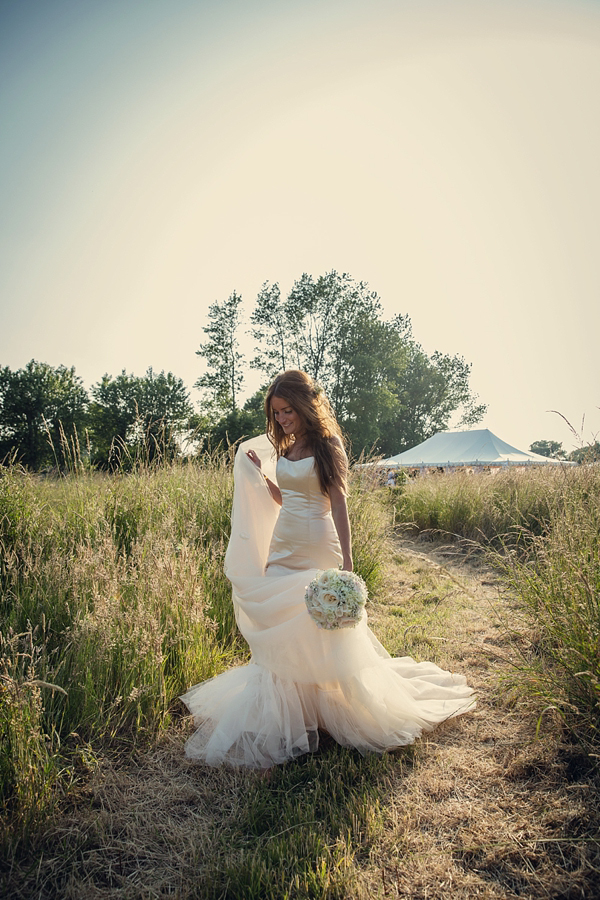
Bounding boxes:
0 363 197 473
248 271 485 456
195 291 245 417
530 439 566 459
250 273 404 431
569 441 600 463
249 281 289 377
378 347 487 457
205 395 266 450
0 360 88 469
88 367 194 468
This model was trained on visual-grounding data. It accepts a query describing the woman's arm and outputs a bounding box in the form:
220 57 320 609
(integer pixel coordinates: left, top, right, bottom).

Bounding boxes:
246 449 282 506
328 434 352 570
329 482 353 571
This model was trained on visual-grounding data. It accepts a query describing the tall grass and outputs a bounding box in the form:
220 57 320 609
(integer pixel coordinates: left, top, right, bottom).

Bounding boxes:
0 451 393 857
490 465 600 749
394 463 600 750
347 475 393 597
0 454 237 853
393 466 564 546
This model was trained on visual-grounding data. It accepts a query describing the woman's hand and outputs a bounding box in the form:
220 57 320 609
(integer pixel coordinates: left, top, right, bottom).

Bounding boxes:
246 449 262 470
246 448 282 506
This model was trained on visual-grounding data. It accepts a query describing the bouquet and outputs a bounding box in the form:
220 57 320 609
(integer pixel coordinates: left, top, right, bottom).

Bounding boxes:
304 568 368 630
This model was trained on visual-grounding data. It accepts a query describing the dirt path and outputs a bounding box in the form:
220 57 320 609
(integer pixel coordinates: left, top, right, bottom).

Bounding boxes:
363 535 600 899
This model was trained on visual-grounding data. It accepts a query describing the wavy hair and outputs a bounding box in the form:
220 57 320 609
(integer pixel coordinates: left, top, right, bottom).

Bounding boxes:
265 370 347 495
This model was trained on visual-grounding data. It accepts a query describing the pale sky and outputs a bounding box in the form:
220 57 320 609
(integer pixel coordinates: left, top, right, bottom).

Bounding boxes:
1 0 599 453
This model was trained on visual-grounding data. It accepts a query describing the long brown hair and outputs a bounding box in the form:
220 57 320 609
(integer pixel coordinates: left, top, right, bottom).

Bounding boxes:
265 370 347 495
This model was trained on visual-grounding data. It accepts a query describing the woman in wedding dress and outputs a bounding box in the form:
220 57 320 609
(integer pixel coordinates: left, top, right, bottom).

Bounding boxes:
180 370 474 769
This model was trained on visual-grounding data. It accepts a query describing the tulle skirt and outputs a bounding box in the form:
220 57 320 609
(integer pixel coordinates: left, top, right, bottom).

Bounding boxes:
180 642 474 769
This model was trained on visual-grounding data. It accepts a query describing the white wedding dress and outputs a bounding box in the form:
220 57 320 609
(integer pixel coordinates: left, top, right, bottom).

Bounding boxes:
180 435 474 769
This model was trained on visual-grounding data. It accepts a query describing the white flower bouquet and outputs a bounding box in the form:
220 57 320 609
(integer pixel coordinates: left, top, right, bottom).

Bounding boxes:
304 568 368 630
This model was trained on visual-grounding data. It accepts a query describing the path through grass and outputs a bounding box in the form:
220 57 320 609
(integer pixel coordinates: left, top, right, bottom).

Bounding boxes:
5 535 599 899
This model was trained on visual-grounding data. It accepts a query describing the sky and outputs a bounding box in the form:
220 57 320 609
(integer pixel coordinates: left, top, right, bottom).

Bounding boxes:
1 0 599 454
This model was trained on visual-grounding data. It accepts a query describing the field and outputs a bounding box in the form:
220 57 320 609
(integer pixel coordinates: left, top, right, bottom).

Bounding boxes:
1 457 599 898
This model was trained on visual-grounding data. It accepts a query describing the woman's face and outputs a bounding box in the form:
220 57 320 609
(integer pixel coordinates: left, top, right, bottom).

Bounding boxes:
271 396 305 437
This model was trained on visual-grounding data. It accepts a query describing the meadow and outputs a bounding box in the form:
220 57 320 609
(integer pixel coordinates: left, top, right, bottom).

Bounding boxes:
1 452 599 897
393 464 600 748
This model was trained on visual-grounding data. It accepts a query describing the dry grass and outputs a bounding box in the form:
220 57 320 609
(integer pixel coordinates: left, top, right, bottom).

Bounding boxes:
0 458 395 897
0 458 238 861
393 465 568 546
4 534 600 899
12 730 253 899
362 537 600 899
3 727 393 899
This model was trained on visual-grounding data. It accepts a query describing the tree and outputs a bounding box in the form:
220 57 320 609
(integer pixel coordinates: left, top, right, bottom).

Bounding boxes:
530 439 566 459
88 371 138 466
249 271 486 456
249 282 289 378
375 346 487 457
88 368 194 467
324 311 410 452
251 272 384 401
195 292 245 418
201 390 267 452
569 442 600 464
0 360 88 469
250 271 404 451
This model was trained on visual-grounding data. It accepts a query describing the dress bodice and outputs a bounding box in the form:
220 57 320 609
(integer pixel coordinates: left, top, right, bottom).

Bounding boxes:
276 456 332 519
265 456 342 575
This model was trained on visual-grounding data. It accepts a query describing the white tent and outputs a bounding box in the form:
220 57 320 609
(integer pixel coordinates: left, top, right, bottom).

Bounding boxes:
380 429 569 468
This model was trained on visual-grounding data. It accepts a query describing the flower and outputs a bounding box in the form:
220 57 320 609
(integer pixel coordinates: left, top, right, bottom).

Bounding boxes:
304 568 368 630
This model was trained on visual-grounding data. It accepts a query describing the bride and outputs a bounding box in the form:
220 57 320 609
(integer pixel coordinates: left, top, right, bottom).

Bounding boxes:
180 370 474 769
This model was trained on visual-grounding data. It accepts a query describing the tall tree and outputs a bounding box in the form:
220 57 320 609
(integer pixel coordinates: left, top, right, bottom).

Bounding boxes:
332 313 410 453
195 292 245 417
88 368 194 466
251 271 386 404
249 271 486 456
376 346 486 457
0 360 88 468
249 282 290 378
